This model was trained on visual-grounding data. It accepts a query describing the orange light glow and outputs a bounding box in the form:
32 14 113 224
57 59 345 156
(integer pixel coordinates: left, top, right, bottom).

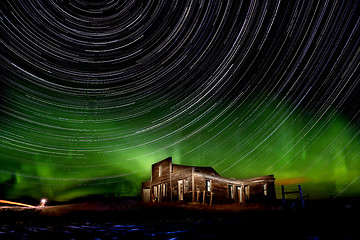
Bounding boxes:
0 200 36 208
276 177 309 186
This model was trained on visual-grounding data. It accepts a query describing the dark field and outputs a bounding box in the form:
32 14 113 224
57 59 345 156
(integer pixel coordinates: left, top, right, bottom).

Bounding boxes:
0 198 359 240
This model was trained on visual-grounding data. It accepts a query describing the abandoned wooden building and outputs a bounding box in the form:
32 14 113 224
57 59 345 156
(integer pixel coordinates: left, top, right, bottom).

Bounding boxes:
141 157 276 204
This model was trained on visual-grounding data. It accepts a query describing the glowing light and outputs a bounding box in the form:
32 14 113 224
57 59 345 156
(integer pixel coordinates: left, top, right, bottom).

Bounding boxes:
38 198 47 208
0 200 36 208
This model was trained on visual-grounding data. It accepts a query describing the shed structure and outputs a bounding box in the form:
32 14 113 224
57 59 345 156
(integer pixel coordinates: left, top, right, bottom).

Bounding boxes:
142 157 276 204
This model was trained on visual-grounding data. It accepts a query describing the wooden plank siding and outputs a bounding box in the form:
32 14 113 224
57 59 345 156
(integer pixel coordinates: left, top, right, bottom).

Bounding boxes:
142 157 276 204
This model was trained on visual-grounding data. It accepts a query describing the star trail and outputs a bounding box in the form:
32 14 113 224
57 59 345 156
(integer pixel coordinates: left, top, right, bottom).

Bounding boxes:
1 0 360 201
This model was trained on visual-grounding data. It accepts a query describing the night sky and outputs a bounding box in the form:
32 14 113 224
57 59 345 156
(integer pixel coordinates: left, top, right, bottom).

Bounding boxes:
1 0 360 201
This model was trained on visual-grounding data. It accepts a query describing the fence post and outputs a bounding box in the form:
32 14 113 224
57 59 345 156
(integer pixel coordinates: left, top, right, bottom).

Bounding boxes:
282 185 285 208
298 185 305 208
282 185 306 209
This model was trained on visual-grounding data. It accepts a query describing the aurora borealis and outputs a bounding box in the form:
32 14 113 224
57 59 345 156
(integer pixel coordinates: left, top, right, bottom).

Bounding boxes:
1 0 360 201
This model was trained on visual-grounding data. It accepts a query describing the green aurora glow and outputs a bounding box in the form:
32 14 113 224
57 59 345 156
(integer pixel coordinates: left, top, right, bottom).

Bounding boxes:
1 92 359 201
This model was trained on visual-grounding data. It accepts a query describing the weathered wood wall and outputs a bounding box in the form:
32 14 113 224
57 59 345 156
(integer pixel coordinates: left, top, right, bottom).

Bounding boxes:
151 157 172 183
193 174 236 204
171 167 193 202
147 158 172 202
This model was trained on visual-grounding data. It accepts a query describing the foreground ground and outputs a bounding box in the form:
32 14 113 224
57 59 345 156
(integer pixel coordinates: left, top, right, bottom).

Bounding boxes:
0 198 359 239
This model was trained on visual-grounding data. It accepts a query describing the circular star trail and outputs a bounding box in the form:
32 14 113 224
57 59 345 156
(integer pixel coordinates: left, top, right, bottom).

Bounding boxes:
1 0 360 200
